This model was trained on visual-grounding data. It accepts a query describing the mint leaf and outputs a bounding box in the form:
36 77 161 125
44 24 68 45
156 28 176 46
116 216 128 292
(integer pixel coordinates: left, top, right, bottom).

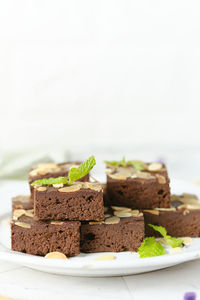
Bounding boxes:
104 157 126 167
31 176 68 186
148 224 183 248
148 224 167 238
68 155 96 184
138 237 165 258
126 160 146 171
104 157 146 170
166 237 183 248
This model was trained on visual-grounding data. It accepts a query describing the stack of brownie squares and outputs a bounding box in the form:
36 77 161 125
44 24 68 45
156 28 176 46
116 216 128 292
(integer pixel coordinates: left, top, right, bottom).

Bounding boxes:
11 158 200 258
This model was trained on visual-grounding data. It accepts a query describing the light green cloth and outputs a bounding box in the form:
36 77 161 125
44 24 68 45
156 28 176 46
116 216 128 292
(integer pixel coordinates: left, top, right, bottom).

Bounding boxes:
0 150 70 180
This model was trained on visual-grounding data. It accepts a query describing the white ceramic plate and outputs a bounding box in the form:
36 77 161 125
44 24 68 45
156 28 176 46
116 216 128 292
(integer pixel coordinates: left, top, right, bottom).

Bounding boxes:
0 179 200 277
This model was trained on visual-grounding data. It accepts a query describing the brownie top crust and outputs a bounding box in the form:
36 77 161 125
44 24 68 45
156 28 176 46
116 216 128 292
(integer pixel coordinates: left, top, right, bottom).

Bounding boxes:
106 162 167 182
29 161 81 182
34 181 102 193
143 193 200 216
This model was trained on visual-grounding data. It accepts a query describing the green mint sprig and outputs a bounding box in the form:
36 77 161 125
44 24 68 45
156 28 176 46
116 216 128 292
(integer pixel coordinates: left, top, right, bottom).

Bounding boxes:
138 224 184 258
104 157 146 171
148 224 183 248
68 155 96 184
31 176 68 186
138 237 165 258
31 156 96 186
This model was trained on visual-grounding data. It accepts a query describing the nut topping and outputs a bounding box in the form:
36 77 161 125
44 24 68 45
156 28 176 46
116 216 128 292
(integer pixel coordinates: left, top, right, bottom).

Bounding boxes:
37 186 47 192
182 237 192 246
143 210 160 215
156 174 166 184
58 184 82 193
148 162 162 172
15 222 31 229
105 216 120 224
45 252 67 260
94 254 115 261
111 206 131 212
13 209 26 221
114 211 132 218
53 183 64 188
89 221 105 225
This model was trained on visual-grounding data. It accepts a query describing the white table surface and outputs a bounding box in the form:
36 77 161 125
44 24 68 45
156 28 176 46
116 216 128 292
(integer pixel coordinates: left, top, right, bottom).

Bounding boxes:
0 180 200 300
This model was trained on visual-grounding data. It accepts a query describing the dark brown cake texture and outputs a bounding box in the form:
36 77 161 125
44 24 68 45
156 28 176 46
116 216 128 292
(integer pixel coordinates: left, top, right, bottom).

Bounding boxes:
81 206 144 253
105 161 170 209
11 195 80 257
28 162 89 200
33 182 104 221
143 193 200 237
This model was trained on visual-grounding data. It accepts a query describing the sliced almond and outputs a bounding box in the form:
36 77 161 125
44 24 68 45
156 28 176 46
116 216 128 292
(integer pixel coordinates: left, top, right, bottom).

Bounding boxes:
143 209 160 215
148 162 162 172
58 184 82 193
155 207 176 212
94 254 115 261
105 216 120 224
37 186 47 192
130 210 140 215
183 209 190 216
53 183 64 188
114 211 132 218
13 209 26 221
89 221 105 225
24 209 34 218
15 222 31 229
51 221 63 225
111 206 131 211
134 171 155 179
82 182 102 192
45 251 67 260
156 174 166 184
182 237 192 246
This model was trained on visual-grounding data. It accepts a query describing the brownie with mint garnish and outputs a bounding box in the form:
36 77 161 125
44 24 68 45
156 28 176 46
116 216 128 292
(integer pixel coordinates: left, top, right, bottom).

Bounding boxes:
32 156 104 221
29 161 89 200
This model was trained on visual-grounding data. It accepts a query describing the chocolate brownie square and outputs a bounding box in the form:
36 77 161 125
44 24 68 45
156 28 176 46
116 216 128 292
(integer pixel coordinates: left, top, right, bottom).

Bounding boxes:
143 193 200 237
11 195 80 257
106 162 170 209
34 182 104 221
81 207 144 253
29 162 89 200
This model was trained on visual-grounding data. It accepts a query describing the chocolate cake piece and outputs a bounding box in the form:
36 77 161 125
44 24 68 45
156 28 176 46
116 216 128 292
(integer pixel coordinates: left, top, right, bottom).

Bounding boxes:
34 182 104 221
29 162 89 200
106 162 170 209
81 207 144 253
143 193 200 237
11 195 80 257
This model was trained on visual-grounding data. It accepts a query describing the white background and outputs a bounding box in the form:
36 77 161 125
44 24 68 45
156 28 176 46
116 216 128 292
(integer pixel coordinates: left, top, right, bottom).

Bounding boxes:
0 0 200 178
